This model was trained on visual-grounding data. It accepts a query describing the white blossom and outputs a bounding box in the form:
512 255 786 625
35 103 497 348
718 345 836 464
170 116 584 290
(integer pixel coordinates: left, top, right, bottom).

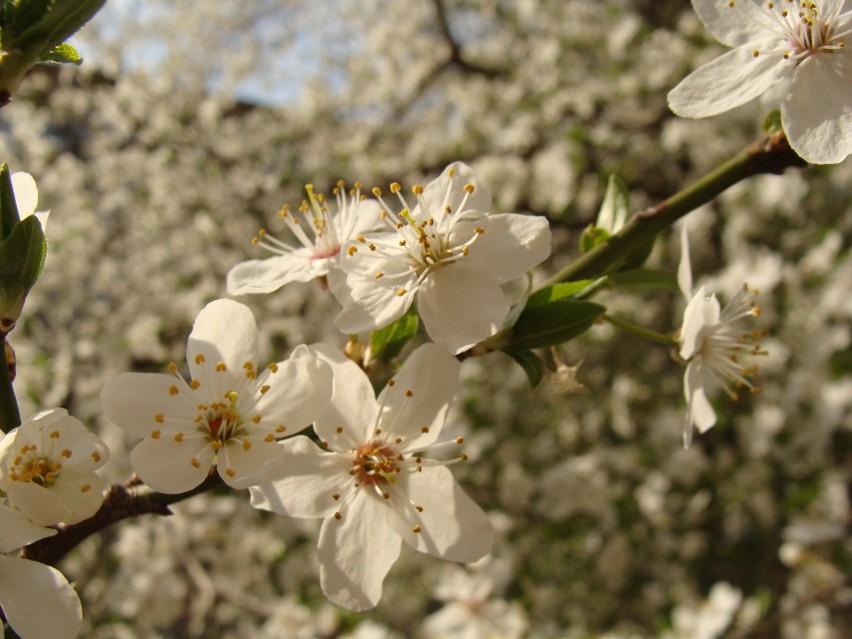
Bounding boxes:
334 162 551 354
11 171 50 230
0 408 109 526
100 299 332 493
247 343 494 611
227 183 381 296
668 0 852 164
677 225 763 447
0 502 82 639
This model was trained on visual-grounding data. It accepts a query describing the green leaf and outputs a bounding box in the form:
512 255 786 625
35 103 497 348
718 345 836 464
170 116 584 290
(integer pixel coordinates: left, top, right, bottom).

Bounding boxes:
502 348 544 389
762 109 783 134
41 42 82 65
0 163 20 240
526 279 604 308
609 268 678 289
12 0 106 56
579 225 609 253
509 299 605 350
369 307 419 362
0 215 47 318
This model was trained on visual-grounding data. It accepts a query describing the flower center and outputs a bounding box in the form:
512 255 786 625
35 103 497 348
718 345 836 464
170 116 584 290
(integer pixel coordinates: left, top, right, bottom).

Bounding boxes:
196 391 245 448
351 439 402 486
9 443 65 487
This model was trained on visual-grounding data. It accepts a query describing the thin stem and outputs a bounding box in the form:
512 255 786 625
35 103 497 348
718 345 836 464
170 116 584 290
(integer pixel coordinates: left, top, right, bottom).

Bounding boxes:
21 474 225 566
602 313 678 347
542 132 806 287
0 337 20 433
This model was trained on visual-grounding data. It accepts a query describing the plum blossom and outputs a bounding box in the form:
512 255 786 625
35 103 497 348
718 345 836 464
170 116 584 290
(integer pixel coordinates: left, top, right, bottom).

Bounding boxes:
11 171 50 230
227 183 381 295
334 162 551 354
0 503 82 639
100 299 332 493
0 408 109 526
668 0 852 164
246 343 494 611
677 225 763 447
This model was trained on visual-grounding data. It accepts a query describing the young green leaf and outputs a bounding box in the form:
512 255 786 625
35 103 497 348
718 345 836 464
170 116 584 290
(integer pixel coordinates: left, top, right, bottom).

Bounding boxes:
608 268 678 290
509 299 605 350
502 348 545 389
41 42 82 65
526 279 604 308
0 163 20 240
0 215 47 328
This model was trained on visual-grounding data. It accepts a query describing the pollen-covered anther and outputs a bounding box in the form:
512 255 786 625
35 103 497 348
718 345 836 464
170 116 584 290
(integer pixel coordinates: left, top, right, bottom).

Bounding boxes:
60 449 72 458
412 525 422 533
80 483 91 493
91 451 101 462
334 511 342 520
191 380 201 389
49 430 60 439
405 390 414 397
260 384 271 394
264 434 274 442
216 362 227 372
174 433 184 442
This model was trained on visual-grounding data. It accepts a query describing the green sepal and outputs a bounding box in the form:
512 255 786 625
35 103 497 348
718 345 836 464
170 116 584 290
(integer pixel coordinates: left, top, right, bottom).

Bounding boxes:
608 268 677 290
0 163 20 240
508 298 605 350
40 42 81 65
579 225 609 253
502 348 544 389
762 109 783 134
369 306 419 362
0 214 47 325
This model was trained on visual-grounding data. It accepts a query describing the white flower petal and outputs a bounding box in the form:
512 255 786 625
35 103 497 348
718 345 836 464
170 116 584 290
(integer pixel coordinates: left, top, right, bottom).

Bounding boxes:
318 490 402 611
783 50 852 164
334 272 416 335
7 482 72 527
377 344 459 447
129 433 214 493
187 299 259 385
253 348 333 435
458 214 551 284
46 473 105 524
101 373 197 439
311 344 379 446
0 503 56 552
386 466 493 563
10 172 38 218
216 435 285 487
247 437 349 516
226 250 327 295
420 162 493 218
679 287 720 360
0 555 82 639
668 39 789 118
690 0 767 47
418 262 509 354
684 360 717 434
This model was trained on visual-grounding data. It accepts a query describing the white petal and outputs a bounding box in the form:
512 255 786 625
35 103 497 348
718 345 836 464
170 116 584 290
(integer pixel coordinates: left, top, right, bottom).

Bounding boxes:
458 214 551 284
10 172 37 218
216 435 285 488
377 344 459 448
690 0 768 47
311 344 378 446
0 555 82 639
187 299 259 385
420 162 492 218
677 223 693 299
782 51 852 164
7 482 73 527
386 466 493 562
318 490 402 611
418 262 509 354
0 503 56 552
100 373 197 439
334 272 415 334
226 250 325 295
253 348 333 436
45 472 105 524
679 287 720 360
684 361 717 433
247 437 348 516
668 40 790 118
129 434 214 494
